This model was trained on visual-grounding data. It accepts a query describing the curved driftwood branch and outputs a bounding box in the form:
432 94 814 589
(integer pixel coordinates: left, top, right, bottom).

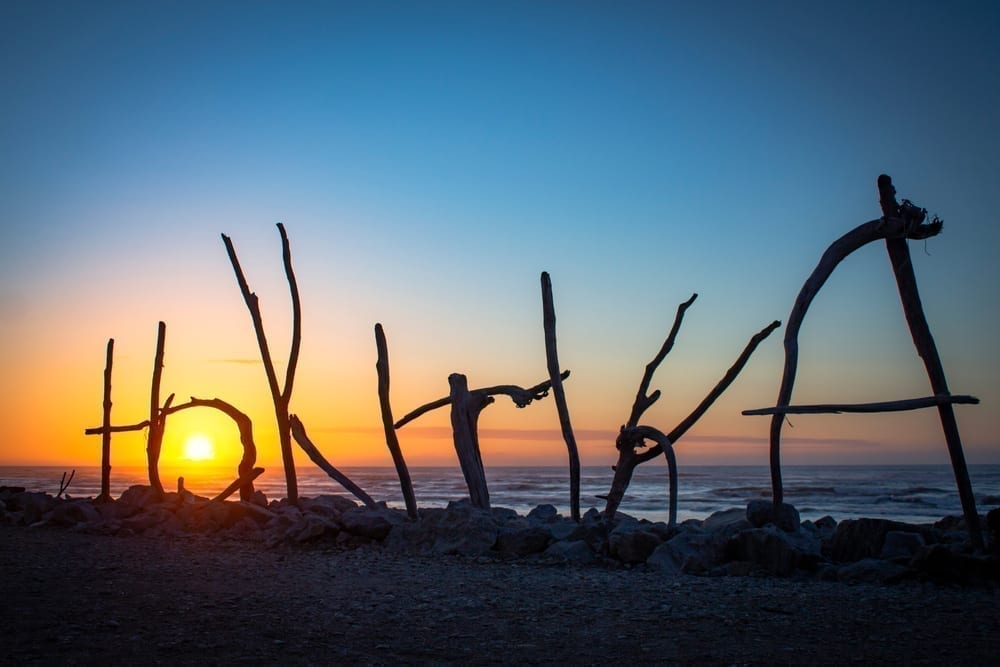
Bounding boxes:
626 425 677 528
222 225 300 502
375 323 417 519
541 271 581 521
289 414 376 508
627 293 698 428
393 371 569 429
767 190 943 507
161 397 259 502
744 394 979 415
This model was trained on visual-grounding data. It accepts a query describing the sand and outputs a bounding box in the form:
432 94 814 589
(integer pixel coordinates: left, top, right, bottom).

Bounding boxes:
1 524 996 665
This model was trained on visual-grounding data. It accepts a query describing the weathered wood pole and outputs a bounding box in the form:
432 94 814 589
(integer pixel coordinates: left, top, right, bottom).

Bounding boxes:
222 223 302 503
98 338 114 503
289 415 376 507
448 373 492 510
146 321 167 495
375 323 418 519
878 174 983 549
212 467 265 502
540 272 581 521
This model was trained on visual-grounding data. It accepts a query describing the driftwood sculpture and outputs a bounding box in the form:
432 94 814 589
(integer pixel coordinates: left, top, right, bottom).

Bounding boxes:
288 415 376 507
744 175 983 549
86 322 261 502
395 371 569 510
375 323 418 519
540 272 581 521
604 294 779 524
222 223 302 503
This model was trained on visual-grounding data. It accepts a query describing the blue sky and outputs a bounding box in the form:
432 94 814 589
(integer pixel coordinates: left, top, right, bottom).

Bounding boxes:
1 1 997 468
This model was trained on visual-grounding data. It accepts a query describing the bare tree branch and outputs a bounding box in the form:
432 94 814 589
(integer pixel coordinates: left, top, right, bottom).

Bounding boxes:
289 414 376 508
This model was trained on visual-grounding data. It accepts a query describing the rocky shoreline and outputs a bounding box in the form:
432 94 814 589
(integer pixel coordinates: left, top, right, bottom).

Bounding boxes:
3 484 998 585
3 485 1000 664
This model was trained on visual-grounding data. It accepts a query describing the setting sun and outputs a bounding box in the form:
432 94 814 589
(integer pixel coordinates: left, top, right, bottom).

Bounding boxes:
183 434 215 462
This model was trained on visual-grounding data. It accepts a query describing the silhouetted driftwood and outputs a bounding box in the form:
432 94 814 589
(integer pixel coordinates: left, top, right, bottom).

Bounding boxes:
878 175 982 550
396 371 570 510
86 393 260 502
164 397 258 502
222 223 302 503
212 466 265 502
540 271 581 521
604 309 780 521
743 394 979 415
289 414 376 507
98 339 114 503
760 174 981 549
375 323 417 519
57 470 75 499
146 321 167 495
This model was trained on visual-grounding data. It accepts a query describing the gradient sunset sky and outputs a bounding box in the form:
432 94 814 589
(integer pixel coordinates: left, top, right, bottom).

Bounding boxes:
1 1 997 473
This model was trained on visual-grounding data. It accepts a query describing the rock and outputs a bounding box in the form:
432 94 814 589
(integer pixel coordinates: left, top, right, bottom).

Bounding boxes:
527 504 559 523
647 529 721 575
340 506 402 541
548 519 586 542
10 492 57 525
496 525 551 557
910 544 1000 583
543 539 595 564
746 500 800 532
880 531 926 562
836 558 910 584
702 507 748 533
289 515 337 543
986 508 1000 556
47 499 101 527
726 526 820 576
491 507 521 525
826 518 933 563
384 505 498 556
117 485 161 510
609 522 664 564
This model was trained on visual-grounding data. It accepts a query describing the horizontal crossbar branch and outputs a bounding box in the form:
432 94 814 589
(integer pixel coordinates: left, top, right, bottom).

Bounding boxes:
743 394 979 416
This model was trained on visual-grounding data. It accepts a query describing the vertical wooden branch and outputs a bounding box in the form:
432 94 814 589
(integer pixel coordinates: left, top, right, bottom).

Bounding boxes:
540 272 581 521
375 323 418 519
146 321 167 495
878 175 983 550
448 373 492 509
98 339 114 503
222 223 301 503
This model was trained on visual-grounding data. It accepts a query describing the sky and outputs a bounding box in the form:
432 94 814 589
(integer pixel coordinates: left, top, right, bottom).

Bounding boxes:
1 1 998 477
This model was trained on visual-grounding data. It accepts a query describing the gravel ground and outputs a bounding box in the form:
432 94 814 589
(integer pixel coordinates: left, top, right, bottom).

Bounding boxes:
1 524 997 665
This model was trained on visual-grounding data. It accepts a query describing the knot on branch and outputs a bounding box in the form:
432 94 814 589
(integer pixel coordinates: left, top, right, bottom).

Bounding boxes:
509 387 549 408
615 425 648 451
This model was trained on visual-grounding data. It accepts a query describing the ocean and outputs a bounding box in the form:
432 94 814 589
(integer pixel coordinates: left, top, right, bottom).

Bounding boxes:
3 464 999 525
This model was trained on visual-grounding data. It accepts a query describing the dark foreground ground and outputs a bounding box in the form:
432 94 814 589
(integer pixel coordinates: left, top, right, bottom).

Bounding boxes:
1 525 996 665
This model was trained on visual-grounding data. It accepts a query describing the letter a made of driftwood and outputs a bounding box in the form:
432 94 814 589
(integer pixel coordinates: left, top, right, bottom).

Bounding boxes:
605 294 779 525
395 371 570 510
744 175 982 549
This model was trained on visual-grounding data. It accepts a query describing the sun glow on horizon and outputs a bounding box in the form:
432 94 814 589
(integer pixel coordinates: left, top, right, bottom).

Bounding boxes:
182 434 215 462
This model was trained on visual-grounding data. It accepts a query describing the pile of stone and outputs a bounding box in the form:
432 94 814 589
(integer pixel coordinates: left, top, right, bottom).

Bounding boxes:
2 484 997 584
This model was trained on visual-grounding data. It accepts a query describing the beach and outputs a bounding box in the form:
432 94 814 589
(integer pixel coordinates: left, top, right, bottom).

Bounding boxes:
3 524 996 665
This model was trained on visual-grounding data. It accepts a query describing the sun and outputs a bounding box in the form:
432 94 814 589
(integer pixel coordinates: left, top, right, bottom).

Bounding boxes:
183 434 215 462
